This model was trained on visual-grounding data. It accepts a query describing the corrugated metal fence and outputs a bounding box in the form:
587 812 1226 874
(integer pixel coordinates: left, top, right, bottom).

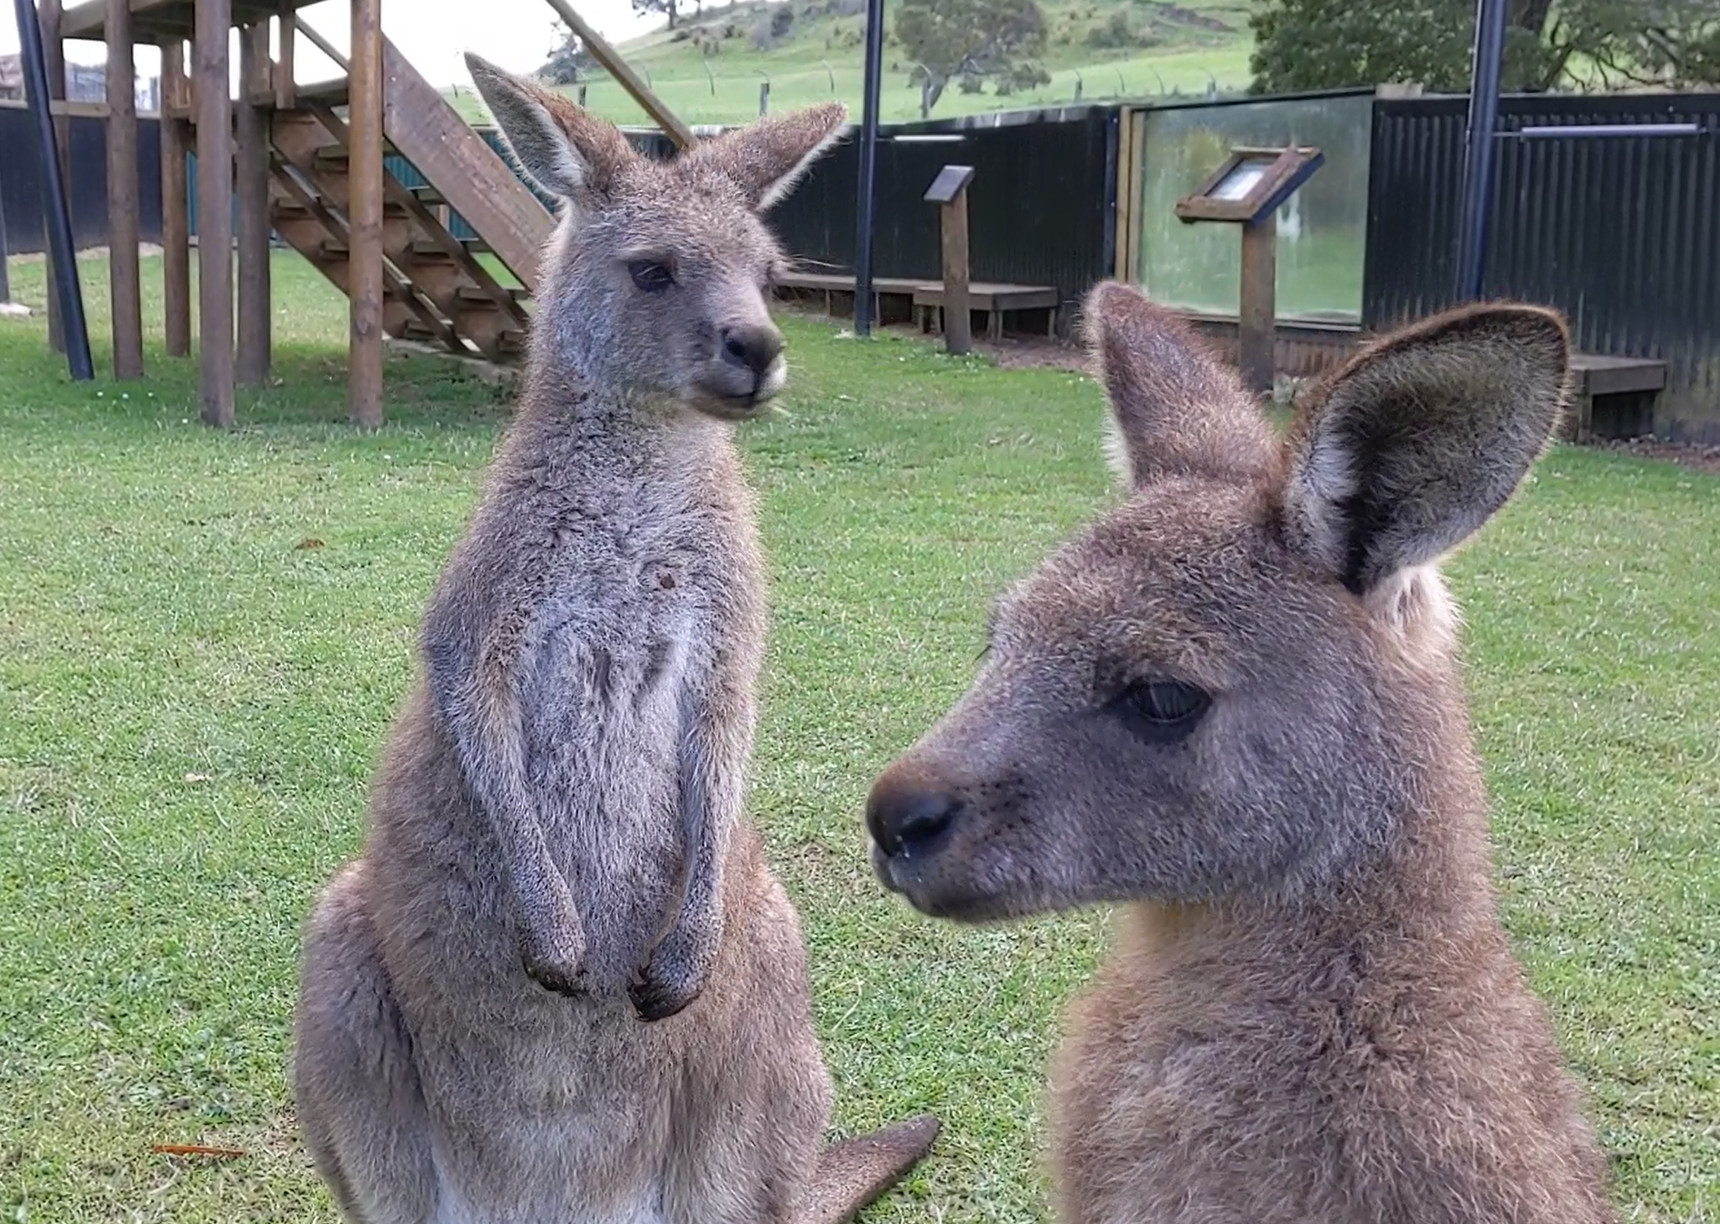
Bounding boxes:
1365 93 1720 440
0 104 163 253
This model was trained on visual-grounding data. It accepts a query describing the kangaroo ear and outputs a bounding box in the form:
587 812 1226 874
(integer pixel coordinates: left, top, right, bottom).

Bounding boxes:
1280 304 1571 596
464 53 636 204
687 102 848 211
1080 281 1274 488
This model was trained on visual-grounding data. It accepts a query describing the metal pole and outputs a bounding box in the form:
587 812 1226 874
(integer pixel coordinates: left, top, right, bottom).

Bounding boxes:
1455 0 1507 303
853 0 884 337
0 174 12 304
14 0 92 378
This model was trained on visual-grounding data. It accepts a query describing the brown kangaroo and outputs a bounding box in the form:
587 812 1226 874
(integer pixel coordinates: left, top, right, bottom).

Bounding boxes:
290 57 936 1224
866 280 1616 1223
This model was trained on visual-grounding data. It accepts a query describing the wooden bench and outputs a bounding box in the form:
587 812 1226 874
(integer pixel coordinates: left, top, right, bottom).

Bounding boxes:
774 271 1059 339
1567 354 1667 441
912 282 1060 340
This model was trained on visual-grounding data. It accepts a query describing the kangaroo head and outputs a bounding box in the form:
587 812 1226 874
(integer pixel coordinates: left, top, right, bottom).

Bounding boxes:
867 282 1570 922
465 54 845 419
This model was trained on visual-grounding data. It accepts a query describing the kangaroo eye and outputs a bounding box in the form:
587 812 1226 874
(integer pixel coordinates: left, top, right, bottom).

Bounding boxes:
1110 679 1210 742
629 261 674 293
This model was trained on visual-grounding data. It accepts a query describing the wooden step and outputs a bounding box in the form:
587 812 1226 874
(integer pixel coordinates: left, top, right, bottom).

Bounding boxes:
455 285 531 308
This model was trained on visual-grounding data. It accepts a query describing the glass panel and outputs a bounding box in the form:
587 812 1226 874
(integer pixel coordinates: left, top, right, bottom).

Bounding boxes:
1136 94 1372 324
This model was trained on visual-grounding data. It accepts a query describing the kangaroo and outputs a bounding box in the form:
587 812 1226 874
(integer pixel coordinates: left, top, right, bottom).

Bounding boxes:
291 57 936 1224
865 281 1616 1223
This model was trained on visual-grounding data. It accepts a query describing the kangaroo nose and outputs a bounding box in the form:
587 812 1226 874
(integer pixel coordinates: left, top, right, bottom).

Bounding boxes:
719 324 784 378
866 781 960 860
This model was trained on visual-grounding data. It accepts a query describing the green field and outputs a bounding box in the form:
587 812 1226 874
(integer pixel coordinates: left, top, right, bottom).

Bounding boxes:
1 251 1717 1221
445 0 1257 126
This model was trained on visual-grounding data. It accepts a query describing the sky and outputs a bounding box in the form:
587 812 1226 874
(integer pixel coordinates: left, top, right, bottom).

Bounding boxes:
0 0 660 88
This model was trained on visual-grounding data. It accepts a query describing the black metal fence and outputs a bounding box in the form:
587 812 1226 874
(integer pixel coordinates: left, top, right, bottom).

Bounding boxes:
0 104 163 254
764 106 1118 313
1365 93 1720 441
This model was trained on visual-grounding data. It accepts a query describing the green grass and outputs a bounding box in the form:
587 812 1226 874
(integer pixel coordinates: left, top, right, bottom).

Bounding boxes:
2 251 1717 1222
444 0 1257 126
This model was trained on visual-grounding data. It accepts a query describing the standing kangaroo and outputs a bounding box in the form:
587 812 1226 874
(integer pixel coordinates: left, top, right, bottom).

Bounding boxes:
292 57 936 1224
866 281 1616 1223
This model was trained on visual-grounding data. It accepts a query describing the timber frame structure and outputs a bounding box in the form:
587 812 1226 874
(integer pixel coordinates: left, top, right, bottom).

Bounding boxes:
33 0 694 427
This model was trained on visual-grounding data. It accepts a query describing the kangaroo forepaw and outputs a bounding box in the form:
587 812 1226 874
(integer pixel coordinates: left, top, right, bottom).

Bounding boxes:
518 924 587 998
628 912 721 1021
627 958 704 1022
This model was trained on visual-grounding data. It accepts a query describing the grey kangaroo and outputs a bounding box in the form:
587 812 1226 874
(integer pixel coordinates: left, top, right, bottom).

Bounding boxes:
867 281 1616 1223
292 56 936 1224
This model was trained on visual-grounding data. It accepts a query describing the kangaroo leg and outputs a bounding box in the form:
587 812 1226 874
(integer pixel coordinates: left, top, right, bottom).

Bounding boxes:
293 861 439 1224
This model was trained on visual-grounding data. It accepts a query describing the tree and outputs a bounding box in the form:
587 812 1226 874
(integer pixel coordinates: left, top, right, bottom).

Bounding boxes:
540 21 596 85
1248 0 1720 93
633 0 681 31
896 0 1050 113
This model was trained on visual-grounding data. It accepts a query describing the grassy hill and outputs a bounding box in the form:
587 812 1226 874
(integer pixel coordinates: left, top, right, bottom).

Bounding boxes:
444 0 1256 127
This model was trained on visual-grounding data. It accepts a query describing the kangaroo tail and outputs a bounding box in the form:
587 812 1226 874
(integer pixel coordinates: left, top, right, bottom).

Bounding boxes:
795 1113 939 1224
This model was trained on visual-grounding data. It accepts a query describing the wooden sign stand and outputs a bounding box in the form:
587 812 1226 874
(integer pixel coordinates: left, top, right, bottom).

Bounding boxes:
1174 146 1325 398
924 164 976 356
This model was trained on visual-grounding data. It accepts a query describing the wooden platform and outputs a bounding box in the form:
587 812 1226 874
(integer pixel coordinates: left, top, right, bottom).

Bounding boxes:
1566 353 1667 441
60 0 326 39
774 270 1060 340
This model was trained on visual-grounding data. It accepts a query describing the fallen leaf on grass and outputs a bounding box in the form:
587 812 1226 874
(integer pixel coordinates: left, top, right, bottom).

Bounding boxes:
151 1143 246 1159
183 773 210 784
293 538 326 551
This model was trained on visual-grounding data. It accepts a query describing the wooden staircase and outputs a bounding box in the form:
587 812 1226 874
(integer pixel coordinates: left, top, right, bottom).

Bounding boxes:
265 39 553 364
52 0 692 425
64 1 555 367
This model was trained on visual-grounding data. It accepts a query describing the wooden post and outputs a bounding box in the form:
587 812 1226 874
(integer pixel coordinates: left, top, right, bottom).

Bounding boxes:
1237 218 1276 399
348 0 385 427
924 164 975 356
275 5 297 110
106 0 144 379
39 0 69 353
159 38 191 357
195 0 235 426
236 23 273 387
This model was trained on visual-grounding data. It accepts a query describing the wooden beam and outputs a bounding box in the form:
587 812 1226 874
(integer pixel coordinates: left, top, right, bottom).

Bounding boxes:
1237 219 1276 398
195 0 235 426
40 0 70 354
537 0 694 150
348 0 385 427
236 23 272 386
275 4 296 109
159 38 191 356
106 0 145 379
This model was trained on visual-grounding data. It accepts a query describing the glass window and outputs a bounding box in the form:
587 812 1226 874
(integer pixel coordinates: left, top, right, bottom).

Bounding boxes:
1136 94 1371 324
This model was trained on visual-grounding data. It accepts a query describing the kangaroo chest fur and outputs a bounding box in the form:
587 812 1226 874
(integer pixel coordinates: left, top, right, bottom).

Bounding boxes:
443 407 763 989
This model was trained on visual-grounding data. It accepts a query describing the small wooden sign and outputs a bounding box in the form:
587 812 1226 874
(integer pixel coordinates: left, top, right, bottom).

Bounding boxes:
923 164 976 205
1174 146 1325 226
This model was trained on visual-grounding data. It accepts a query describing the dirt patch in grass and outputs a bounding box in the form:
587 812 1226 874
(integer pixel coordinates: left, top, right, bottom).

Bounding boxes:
1598 436 1720 476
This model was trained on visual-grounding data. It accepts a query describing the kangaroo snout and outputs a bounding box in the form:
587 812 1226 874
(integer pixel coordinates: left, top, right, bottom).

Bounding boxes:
866 765 964 907
719 323 784 379
867 777 960 861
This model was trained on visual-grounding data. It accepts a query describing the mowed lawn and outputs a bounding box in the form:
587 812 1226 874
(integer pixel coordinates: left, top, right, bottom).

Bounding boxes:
1 252 1717 1222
